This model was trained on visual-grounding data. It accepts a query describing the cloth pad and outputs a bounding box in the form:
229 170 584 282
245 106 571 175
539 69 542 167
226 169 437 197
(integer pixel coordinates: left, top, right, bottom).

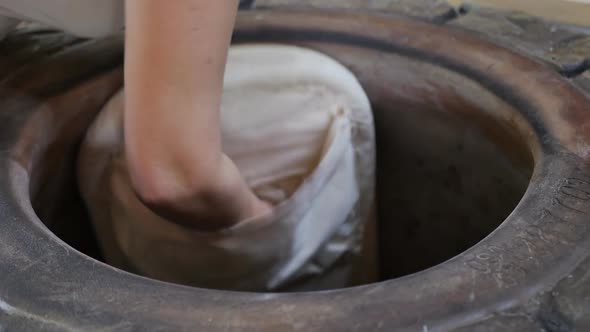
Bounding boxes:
78 44 377 292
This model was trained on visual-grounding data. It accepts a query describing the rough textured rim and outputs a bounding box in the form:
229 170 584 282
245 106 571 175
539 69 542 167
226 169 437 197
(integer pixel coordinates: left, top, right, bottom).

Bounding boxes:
0 9 590 331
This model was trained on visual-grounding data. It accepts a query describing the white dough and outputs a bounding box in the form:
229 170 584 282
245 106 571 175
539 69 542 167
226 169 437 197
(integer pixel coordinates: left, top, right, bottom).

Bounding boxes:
78 44 377 291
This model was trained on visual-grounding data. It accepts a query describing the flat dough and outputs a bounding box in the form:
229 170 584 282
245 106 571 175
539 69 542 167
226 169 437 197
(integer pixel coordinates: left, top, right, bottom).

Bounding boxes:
78 44 376 291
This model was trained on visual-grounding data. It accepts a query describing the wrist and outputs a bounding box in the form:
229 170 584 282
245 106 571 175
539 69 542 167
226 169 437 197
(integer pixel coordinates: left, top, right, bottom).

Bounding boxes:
129 153 267 231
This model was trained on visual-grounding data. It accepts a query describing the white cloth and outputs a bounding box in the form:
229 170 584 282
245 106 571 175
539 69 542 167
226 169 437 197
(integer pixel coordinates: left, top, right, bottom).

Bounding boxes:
78 44 377 291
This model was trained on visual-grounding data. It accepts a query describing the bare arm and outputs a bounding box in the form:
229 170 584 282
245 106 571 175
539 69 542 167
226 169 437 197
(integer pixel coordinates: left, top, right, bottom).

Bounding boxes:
124 0 269 230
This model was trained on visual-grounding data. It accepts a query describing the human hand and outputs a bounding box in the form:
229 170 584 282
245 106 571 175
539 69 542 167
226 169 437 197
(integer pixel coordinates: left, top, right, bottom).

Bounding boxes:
134 153 271 231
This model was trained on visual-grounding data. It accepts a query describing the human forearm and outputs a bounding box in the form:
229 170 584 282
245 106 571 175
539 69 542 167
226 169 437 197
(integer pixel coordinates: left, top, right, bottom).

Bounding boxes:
123 0 267 229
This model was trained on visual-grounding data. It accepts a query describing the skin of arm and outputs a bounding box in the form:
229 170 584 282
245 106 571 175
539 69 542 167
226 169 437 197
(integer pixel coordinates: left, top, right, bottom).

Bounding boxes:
124 0 270 231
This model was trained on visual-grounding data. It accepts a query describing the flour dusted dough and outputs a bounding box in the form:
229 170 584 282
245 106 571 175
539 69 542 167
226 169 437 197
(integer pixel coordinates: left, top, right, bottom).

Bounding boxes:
78 44 376 291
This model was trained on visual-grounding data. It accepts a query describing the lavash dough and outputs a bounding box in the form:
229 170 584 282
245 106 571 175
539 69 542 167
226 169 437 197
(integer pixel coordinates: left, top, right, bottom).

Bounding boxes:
78 44 377 292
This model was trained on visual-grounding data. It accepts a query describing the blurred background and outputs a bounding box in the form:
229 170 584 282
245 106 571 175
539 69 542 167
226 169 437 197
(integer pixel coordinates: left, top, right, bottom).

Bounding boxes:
448 0 590 25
